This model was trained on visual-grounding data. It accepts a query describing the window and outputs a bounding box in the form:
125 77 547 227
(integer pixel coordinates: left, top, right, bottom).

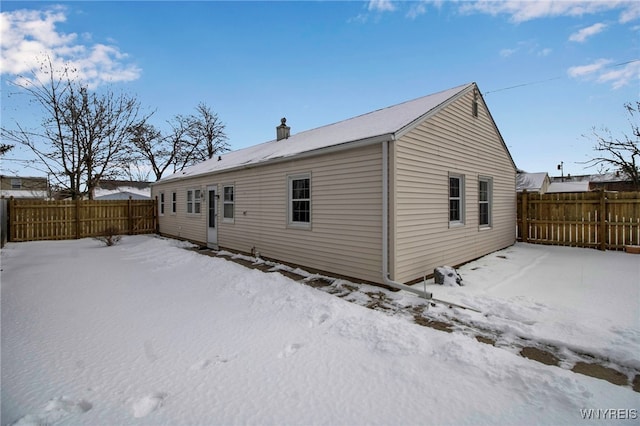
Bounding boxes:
288 174 311 227
159 192 165 216
479 177 492 227
171 191 177 214
11 178 21 189
223 185 234 222
187 189 202 214
449 174 465 225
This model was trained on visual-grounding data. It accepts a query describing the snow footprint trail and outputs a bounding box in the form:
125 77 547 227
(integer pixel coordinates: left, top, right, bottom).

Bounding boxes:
12 397 93 425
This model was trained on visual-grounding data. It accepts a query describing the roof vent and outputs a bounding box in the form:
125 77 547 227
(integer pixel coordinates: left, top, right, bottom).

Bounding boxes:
276 117 290 141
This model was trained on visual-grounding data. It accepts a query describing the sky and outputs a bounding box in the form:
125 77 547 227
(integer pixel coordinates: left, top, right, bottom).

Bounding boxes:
1 0 639 179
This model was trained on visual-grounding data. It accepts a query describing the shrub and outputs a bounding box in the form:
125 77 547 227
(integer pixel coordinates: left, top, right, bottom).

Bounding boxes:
95 226 122 246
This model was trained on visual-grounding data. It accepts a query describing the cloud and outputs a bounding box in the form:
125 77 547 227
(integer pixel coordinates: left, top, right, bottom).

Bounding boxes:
568 58 613 77
619 2 640 23
500 48 518 57
459 1 637 24
596 60 640 89
569 23 607 42
567 58 639 89
538 48 552 56
368 0 396 13
0 6 141 88
499 40 552 58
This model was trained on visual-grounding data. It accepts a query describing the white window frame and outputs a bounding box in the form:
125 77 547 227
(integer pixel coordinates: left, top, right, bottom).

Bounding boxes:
171 191 177 214
287 173 311 228
449 173 465 226
187 188 202 215
159 192 165 216
223 185 234 223
478 176 493 228
11 178 21 189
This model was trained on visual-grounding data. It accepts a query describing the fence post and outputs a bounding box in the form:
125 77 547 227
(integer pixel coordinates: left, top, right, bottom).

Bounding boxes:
521 190 529 243
599 189 606 251
75 198 81 239
8 196 15 242
128 196 133 235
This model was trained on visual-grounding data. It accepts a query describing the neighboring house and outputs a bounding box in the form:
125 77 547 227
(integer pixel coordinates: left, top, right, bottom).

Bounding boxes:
546 181 590 193
93 180 151 200
152 83 517 286
0 175 48 199
517 172 590 193
549 172 637 192
516 171 550 193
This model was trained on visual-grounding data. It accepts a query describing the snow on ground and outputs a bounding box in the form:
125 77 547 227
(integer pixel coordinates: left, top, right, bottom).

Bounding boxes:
415 244 640 372
1 236 639 425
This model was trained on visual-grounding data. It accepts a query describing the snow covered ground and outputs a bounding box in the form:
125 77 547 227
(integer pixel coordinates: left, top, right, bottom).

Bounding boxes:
1 236 639 425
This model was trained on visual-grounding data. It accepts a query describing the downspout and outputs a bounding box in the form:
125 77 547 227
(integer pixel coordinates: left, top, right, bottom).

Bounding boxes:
382 139 433 300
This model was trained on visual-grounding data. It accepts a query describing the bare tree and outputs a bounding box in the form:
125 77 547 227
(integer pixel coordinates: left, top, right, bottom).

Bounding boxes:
128 117 192 181
1 57 147 198
129 104 229 181
0 144 13 156
187 102 229 161
583 101 640 190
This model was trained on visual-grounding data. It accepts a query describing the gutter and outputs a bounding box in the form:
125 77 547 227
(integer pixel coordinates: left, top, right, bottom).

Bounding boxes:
381 139 433 300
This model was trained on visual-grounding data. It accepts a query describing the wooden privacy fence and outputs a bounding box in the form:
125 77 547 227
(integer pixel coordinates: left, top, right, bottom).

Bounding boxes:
7 198 157 242
517 191 640 250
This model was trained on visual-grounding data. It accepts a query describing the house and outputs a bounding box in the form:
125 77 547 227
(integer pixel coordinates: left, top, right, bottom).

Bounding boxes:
93 180 151 200
517 171 590 193
516 171 550 193
546 180 590 193
551 172 637 192
0 175 48 199
151 83 517 289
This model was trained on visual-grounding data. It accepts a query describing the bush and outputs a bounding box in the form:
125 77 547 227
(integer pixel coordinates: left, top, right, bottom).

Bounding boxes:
95 226 122 246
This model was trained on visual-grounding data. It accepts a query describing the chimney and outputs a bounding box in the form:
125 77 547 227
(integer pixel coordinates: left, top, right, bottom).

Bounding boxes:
276 117 290 141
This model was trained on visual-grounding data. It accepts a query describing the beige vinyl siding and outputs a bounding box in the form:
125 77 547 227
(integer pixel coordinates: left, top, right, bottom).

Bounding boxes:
154 143 383 283
393 90 516 283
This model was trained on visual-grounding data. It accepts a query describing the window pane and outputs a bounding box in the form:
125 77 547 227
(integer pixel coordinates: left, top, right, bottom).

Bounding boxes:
224 204 234 219
449 177 459 198
292 179 309 199
224 186 234 202
479 203 489 225
292 200 310 223
479 181 488 201
449 200 460 221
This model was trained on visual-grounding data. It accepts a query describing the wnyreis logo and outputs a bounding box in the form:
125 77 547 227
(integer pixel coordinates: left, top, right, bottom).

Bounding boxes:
580 409 638 420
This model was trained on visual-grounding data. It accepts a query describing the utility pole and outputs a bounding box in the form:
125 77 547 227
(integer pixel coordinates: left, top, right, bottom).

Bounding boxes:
557 161 564 182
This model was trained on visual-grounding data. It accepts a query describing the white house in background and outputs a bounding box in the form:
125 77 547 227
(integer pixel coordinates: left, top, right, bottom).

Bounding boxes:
93 180 151 200
516 171 550 193
151 83 517 287
546 180 590 193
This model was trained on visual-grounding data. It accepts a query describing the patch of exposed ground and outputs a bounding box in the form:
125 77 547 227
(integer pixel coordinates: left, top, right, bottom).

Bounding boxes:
190 246 640 393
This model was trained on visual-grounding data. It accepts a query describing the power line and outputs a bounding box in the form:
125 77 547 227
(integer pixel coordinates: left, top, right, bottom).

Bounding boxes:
484 58 640 96
484 76 562 95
